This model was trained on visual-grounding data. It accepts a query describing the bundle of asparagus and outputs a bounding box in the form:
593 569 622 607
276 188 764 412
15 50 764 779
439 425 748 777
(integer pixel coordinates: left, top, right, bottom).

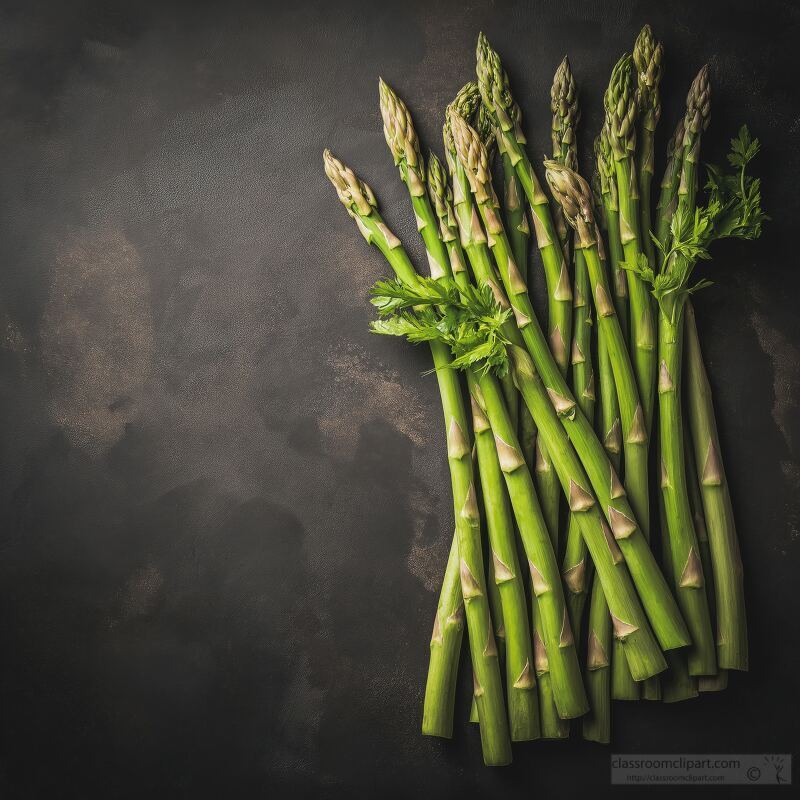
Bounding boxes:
324 25 765 765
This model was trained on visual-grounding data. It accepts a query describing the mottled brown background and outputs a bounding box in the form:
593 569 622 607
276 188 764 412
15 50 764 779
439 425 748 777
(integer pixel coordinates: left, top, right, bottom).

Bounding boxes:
0 0 798 797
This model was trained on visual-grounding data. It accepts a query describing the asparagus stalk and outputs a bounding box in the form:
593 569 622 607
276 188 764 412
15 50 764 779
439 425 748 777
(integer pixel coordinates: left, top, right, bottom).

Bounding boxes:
547 160 659 702
658 486 699 703
685 301 747 671
324 149 512 765
551 58 595 644
446 92 566 735
656 66 718 677
473 374 588 719
603 54 657 431
442 85 520 430
655 117 687 248
449 107 688 656
684 421 728 691
478 33 573 378
434 140 585 719
545 161 653 589
425 536 465 732
497 88 547 508
582 572 612 743
428 151 541 739
633 25 663 270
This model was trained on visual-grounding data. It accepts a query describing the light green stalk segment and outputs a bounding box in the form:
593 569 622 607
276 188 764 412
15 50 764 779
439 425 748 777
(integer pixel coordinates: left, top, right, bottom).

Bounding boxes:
486 552 507 662
684 420 728 692
500 126 542 496
685 302 747 671
658 487 699 703
561 246 594 641
508 346 666 680
426 536 466 731
653 65 717 677
476 374 588 719
633 25 663 270
469 373 540 738
531 589 570 739
449 107 687 653
324 149 512 764
659 307 717 675
582 572 612 743
655 118 686 249
478 34 572 378
545 162 652 562
429 148 541 739
596 133 630 341
554 59 590 645
603 54 657 430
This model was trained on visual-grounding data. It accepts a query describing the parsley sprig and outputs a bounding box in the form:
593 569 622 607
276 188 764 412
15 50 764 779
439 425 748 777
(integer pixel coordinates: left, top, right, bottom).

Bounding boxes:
369 277 512 377
626 125 767 322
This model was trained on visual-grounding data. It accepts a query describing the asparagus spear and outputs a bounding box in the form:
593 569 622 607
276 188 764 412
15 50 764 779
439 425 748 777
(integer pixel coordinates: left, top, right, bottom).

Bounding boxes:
449 107 688 656
545 161 653 592
477 33 573 378
603 54 657 432
324 149 512 765
592 156 640 701
446 90 566 735
685 301 747 671
655 116 687 248
657 67 718 676
428 151 541 739
633 25 664 270
582 572 612 743
684 420 728 691
550 57 594 645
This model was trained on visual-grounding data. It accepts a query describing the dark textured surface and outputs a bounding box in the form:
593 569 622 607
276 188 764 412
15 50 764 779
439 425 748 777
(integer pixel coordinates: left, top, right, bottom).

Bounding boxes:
0 0 798 797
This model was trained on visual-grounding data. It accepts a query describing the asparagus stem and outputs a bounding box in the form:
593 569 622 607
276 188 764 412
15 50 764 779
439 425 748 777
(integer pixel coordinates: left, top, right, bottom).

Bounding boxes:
561 246 594 641
658 484 700 703
478 34 573 378
475 375 588 718
596 133 629 340
469 371 540 738
449 107 687 654
430 147 541 738
508 346 666 680
582 572 612 743
532 587 570 739
423 536 465 733
547 162 651 534
325 148 512 764
659 306 717 675
655 117 687 248
684 301 747 670
633 25 663 270
684 419 728 691
603 54 657 431
554 59 591 647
